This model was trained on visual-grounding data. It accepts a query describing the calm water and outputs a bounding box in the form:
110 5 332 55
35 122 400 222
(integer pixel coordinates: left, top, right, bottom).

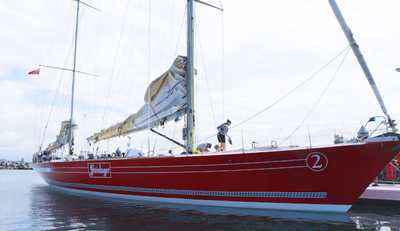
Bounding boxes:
0 171 399 231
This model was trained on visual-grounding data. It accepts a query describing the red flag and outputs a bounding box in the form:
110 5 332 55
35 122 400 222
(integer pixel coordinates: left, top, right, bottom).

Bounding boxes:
28 68 40 75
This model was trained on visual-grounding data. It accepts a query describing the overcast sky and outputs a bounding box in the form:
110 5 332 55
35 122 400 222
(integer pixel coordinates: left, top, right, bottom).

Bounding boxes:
1 0 399 161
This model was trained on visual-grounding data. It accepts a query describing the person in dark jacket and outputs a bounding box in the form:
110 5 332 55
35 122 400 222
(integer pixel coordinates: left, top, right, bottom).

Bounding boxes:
217 119 231 151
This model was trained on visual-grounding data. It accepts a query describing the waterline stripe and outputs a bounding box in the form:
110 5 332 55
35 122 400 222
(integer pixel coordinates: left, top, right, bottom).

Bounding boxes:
50 185 348 213
48 180 327 199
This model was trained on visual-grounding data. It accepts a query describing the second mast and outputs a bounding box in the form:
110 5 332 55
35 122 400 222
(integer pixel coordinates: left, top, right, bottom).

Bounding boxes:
185 0 196 153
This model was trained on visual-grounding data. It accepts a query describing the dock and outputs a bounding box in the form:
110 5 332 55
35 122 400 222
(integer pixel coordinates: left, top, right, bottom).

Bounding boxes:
360 184 400 202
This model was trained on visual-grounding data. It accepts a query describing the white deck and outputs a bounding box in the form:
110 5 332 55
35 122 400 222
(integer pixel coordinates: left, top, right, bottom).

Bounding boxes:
360 184 400 201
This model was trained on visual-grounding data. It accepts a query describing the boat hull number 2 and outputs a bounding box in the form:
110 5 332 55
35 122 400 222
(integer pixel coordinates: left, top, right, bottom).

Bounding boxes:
306 152 328 172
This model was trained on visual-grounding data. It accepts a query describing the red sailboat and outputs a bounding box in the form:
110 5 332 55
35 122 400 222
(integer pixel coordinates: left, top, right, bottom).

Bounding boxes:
33 0 400 213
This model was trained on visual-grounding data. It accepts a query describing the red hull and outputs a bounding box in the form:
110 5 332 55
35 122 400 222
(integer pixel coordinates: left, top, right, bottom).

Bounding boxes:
34 141 400 212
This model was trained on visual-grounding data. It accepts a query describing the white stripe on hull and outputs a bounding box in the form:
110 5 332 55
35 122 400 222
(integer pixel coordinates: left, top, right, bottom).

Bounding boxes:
49 184 351 213
35 165 307 174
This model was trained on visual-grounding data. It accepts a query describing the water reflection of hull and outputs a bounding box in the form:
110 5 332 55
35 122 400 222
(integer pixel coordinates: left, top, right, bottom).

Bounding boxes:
350 201 400 230
34 141 400 213
30 184 352 229
28 184 400 230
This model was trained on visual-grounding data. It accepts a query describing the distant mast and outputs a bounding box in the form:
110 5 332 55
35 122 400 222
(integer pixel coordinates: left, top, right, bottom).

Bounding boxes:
68 0 80 155
328 0 395 129
185 0 195 153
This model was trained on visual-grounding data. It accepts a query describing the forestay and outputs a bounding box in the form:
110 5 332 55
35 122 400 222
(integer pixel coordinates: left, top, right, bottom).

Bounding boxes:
87 56 187 143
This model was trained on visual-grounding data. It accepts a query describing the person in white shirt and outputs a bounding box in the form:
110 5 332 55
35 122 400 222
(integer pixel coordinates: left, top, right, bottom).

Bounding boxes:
197 143 212 153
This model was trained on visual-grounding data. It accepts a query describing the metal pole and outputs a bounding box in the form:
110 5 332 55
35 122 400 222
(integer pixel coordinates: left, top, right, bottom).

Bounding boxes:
185 0 195 153
69 0 80 155
39 64 98 77
150 129 186 148
328 0 394 128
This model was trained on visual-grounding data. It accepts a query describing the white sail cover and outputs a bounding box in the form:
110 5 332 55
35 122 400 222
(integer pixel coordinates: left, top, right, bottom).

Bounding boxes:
46 120 77 152
88 56 187 143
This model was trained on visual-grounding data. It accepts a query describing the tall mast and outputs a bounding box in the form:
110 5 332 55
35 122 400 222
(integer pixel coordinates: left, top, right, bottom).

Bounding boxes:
328 0 395 129
185 0 195 153
68 0 80 154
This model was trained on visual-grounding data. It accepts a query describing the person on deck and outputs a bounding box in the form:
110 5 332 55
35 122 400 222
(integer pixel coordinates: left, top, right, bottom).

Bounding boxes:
197 143 212 153
115 147 121 158
217 119 232 152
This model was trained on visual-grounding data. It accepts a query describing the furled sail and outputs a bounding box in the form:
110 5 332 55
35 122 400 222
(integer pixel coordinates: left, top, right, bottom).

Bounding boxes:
87 56 187 143
45 120 77 152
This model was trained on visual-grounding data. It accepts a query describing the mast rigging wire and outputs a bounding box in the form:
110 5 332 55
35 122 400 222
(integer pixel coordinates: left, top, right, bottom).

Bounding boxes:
219 0 225 121
172 7 187 60
147 0 152 155
100 0 131 128
36 2 82 150
39 73 65 149
280 47 351 145
38 37 77 150
195 20 217 128
230 46 351 131
198 45 351 142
